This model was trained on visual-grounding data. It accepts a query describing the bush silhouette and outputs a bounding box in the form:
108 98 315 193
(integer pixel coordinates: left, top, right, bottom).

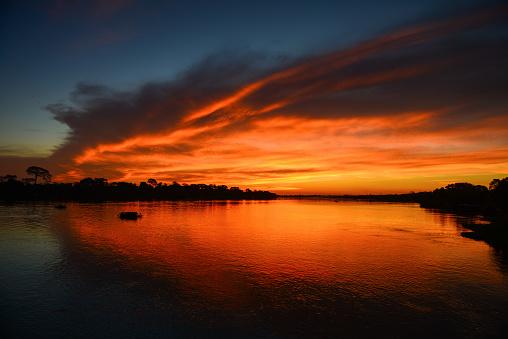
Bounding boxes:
26 166 51 184
0 173 277 201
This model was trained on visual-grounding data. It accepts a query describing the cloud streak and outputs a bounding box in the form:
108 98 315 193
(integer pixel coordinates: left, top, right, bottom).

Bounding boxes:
37 5 508 192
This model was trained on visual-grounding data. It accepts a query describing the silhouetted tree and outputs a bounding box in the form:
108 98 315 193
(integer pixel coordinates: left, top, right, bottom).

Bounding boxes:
26 166 51 184
490 177 508 209
0 174 277 201
430 182 488 207
77 177 107 186
79 177 95 186
94 178 108 186
147 178 157 187
0 174 17 182
490 178 508 191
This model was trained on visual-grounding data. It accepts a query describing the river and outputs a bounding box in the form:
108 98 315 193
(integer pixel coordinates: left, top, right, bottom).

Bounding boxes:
1 200 507 338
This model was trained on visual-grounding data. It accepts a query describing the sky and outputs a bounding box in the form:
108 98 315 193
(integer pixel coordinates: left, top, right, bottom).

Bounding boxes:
1 0 507 194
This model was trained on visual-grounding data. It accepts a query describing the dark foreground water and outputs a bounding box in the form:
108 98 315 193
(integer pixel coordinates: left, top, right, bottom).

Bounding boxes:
1 200 507 338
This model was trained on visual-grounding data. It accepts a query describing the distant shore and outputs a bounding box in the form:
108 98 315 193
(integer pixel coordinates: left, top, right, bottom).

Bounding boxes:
1 175 506 248
0 178 277 202
285 181 508 251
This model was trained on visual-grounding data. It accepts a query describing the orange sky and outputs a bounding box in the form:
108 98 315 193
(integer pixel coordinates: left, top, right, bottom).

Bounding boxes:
4 6 508 194
61 110 508 193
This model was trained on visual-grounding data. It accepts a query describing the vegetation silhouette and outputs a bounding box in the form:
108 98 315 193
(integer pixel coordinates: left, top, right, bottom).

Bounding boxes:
416 178 508 267
25 166 51 184
0 167 277 201
286 177 507 215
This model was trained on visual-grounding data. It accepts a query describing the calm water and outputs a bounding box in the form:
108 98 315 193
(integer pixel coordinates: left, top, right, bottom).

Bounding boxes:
1 200 507 338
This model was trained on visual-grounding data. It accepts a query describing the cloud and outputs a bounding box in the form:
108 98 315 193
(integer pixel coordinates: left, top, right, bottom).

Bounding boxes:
21 4 508 192
0 145 51 157
47 51 280 159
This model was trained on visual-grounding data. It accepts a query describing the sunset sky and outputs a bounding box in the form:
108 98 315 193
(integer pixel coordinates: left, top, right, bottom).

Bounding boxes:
1 0 507 193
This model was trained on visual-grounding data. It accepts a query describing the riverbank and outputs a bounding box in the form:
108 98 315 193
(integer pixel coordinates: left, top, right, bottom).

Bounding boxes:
0 180 277 201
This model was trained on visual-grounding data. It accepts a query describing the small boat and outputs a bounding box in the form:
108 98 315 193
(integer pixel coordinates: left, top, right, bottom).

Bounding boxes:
119 211 142 220
54 204 67 209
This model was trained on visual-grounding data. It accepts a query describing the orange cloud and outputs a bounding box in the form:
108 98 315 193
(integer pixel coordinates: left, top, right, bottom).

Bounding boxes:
55 111 508 193
46 6 508 193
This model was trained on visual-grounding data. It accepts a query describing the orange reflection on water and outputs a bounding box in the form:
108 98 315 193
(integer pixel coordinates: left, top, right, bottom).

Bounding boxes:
58 200 504 307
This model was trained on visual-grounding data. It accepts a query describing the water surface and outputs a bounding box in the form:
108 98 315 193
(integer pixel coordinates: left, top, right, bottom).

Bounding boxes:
1 200 507 338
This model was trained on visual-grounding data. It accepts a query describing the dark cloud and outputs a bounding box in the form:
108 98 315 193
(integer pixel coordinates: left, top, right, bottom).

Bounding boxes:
245 37 505 123
37 4 508 182
46 51 283 161
266 35 508 122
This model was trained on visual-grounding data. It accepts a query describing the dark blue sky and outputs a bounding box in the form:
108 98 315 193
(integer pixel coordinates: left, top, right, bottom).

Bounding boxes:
0 0 483 156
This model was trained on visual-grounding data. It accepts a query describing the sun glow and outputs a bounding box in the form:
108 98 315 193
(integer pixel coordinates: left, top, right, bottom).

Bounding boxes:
49 7 508 193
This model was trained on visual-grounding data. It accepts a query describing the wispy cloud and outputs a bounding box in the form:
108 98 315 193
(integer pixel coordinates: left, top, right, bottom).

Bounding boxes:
28 4 508 192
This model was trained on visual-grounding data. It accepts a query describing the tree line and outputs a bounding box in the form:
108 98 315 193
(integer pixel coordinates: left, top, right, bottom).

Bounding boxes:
417 178 508 215
290 177 508 216
0 166 277 201
1 166 506 209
